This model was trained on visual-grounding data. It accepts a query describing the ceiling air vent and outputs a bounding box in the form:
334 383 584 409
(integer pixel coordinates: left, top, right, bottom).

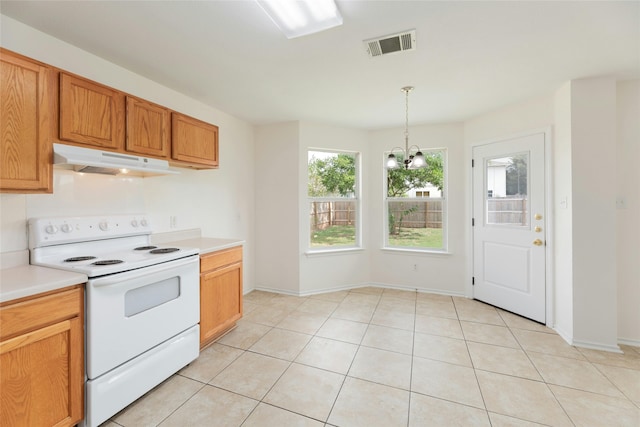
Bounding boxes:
364 29 416 58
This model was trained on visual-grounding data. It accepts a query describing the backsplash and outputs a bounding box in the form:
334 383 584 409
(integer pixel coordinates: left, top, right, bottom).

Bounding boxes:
1 169 146 253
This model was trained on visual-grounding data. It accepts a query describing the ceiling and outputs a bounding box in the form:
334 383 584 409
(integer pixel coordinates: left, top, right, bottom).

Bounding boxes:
1 1 638 130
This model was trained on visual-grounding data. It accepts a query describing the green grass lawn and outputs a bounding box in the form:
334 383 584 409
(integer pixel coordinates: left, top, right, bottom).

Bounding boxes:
310 225 443 248
388 227 443 248
311 225 356 247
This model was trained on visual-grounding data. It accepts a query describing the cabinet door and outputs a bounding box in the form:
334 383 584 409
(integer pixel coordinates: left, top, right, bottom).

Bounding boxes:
59 73 125 150
200 262 242 347
126 96 170 158
0 49 53 193
171 112 218 168
0 286 84 427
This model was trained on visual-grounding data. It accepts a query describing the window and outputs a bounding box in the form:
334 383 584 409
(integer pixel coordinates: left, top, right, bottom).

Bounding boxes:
308 150 359 249
385 149 446 251
485 153 529 226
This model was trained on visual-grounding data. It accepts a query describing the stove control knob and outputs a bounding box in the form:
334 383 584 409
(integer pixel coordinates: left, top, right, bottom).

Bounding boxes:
61 224 73 233
131 219 139 228
140 219 148 227
45 225 58 234
99 221 109 231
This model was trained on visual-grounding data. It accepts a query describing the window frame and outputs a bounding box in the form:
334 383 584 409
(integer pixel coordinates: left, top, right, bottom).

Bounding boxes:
307 149 361 252
384 148 448 253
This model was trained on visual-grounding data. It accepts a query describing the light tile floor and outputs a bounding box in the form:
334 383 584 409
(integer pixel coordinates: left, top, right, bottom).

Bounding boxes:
104 287 640 427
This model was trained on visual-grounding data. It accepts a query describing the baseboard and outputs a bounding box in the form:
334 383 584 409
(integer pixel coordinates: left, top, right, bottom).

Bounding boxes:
249 282 465 298
553 325 573 347
618 337 640 348
250 286 301 297
368 282 465 297
571 338 623 354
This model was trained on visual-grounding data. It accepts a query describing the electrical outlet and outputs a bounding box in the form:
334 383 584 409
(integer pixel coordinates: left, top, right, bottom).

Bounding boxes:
413 264 418 271
616 196 627 210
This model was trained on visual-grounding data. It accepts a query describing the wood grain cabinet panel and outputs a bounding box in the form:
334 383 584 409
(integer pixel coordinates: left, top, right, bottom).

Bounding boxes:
171 112 219 168
126 96 170 158
59 72 125 150
0 49 53 193
0 286 84 427
200 246 243 348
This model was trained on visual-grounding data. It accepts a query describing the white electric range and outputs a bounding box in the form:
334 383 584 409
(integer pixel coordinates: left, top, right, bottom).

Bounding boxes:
29 215 200 427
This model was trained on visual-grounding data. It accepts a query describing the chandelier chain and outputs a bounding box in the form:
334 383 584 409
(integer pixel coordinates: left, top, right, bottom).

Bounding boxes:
405 88 409 141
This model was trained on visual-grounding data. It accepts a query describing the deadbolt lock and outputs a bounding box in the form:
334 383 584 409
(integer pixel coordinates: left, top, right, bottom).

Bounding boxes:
534 226 542 233
534 214 543 220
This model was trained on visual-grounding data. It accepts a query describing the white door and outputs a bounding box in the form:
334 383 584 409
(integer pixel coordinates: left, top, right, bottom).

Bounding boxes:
472 132 546 323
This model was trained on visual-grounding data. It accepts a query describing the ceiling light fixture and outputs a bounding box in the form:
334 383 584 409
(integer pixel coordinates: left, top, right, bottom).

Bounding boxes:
386 86 426 169
256 0 343 39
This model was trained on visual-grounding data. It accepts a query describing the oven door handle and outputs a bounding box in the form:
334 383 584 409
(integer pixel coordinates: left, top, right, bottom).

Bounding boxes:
89 255 199 287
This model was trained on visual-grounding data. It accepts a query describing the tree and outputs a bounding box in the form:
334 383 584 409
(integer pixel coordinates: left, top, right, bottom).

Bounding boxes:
387 151 443 197
505 155 527 196
308 153 356 197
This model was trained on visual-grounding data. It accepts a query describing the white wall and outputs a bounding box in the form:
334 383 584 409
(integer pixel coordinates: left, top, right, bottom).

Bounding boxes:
254 122 300 294
464 92 556 309
462 79 639 350
368 123 467 294
553 82 574 341
616 80 640 345
254 120 468 296
298 122 371 294
570 78 618 350
0 16 256 290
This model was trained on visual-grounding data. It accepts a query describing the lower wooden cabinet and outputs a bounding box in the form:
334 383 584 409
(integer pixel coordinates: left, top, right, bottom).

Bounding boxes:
200 246 243 349
0 285 84 427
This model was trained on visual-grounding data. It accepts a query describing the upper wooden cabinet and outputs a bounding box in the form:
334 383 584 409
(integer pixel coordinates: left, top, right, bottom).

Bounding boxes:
59 72 125 150
126 96 170 158
0 49 53 193
172 112 219 168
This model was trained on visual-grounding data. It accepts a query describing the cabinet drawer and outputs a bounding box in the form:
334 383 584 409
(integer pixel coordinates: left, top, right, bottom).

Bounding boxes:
200 246 242 273
0 286 83 340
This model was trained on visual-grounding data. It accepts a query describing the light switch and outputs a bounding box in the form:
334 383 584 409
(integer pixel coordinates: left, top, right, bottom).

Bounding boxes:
560 196 568 209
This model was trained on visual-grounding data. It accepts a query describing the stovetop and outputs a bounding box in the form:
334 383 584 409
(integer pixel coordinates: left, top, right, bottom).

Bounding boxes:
28 215 199 277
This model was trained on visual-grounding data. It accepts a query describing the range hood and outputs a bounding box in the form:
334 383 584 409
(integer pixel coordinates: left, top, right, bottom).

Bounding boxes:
53 143 179 177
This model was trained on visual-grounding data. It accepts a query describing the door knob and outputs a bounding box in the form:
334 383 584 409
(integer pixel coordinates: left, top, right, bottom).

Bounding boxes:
533 239 543 246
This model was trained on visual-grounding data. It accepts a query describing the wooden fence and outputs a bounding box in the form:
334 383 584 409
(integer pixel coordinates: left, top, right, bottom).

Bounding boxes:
311 197 527 231
310 201 356 231
487 197 528 225
388 200 443 229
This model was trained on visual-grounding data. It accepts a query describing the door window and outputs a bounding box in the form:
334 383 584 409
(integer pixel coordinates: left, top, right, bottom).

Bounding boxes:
485 153 529 227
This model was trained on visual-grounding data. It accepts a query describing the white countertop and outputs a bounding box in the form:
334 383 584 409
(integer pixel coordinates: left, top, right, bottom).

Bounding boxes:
0 231 243 304
160 237 244 255
0 264 87 304
149 229 243 255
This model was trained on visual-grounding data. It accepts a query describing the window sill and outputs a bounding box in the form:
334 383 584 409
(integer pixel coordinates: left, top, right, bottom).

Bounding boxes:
381 247 452 256
305 247 365 257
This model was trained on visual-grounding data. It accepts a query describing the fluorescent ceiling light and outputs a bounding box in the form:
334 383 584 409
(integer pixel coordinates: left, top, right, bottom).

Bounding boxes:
256 0 343 39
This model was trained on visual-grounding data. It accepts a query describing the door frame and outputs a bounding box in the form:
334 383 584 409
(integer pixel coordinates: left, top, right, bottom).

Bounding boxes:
467 127 554 327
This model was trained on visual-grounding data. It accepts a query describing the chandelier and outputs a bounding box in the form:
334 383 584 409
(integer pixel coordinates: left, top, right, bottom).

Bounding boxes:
386 86 426 169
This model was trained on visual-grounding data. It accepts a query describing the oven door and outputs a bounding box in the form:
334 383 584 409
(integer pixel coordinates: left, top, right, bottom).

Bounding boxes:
86 255 199 379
